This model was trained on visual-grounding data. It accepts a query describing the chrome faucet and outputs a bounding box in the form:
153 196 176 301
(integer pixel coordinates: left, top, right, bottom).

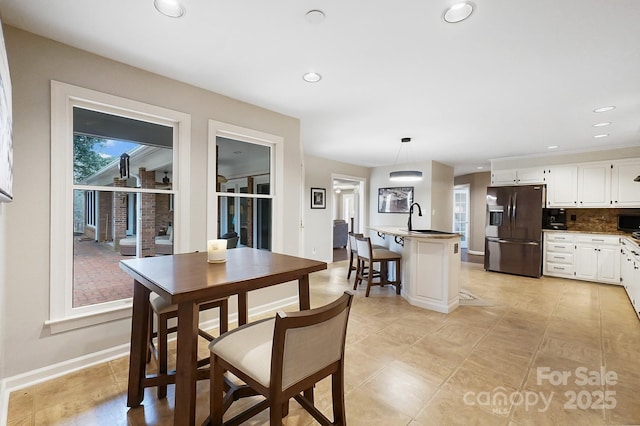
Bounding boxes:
407 202 423 232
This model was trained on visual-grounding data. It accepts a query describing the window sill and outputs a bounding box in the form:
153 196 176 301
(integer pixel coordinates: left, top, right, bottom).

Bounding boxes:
45 303 132 334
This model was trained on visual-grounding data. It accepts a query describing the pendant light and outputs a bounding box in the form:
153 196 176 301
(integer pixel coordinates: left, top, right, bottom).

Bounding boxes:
389 137 423 182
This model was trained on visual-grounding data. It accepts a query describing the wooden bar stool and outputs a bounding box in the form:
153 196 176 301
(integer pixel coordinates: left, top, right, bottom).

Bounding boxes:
347 232 383 280
148 292 229 398
354 236 402 296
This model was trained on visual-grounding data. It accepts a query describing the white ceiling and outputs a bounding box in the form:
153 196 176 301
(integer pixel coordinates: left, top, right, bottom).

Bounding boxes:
2 0 640 176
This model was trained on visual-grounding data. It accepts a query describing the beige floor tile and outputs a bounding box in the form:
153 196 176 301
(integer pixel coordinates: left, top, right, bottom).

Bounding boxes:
357 362 441 418
7 261 640 425
415 388 510 425
536 335 602 365
510 393 607 426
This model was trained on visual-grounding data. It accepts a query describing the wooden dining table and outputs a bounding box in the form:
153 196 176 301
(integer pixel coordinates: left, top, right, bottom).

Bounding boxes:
120 248 327 425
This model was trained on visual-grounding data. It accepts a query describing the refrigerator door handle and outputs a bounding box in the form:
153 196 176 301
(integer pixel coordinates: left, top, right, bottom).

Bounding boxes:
512 191 517 225
494 239 540 245
507 194 512 228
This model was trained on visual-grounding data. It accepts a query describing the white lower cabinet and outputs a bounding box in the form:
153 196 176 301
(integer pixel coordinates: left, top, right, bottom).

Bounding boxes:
574 235 620 284
544 233 575 279
620 239 640 319
544 232 620 285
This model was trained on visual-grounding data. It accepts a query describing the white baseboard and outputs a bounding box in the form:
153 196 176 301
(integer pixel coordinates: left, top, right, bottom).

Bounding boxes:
467 250 485 256
0 295 299 423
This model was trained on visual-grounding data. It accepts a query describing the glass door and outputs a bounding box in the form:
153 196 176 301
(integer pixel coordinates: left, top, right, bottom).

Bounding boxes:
453 185 470 249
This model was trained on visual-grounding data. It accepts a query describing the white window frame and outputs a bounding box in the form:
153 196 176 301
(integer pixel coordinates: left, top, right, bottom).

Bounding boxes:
86 190 97 228
48 81 191 333
207 120 284 252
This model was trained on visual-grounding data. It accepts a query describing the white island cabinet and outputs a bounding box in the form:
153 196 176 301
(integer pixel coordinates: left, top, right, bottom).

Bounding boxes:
370 227 461 314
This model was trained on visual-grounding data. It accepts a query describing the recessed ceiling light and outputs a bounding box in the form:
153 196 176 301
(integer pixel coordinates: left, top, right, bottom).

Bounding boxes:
303 72 322 83
547 145 559 150
443 2 474 23
594 134 609 139
593 106 615 113
593 122 612 127
154 0 185 18
476 166 484 170
305 10 326 24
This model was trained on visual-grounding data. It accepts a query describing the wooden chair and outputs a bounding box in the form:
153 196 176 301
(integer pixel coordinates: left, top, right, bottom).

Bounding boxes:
354 236 402 297
347 232 383 280
148 292 229 399
346 232 361 279
208 291 354 426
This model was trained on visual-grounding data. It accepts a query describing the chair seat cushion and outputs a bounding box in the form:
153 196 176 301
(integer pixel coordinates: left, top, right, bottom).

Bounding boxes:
372 248 402 260
150 292 177 315
209 318 275 388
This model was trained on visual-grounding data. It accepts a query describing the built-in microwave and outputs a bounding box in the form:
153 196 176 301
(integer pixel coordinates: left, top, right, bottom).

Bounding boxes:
542 208 567 230
618 214 640 232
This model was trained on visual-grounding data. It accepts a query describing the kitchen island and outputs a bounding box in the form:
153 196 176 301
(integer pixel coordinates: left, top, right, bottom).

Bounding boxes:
370 226 462 314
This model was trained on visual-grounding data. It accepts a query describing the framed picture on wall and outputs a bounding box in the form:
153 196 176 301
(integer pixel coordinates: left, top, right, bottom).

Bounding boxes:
378 186 413 213
310 187 326 209
0 21 13 203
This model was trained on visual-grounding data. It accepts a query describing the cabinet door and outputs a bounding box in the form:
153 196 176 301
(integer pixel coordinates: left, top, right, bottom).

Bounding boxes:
578 163 611 207
597 245 620 284
517 168 545 184
612 160 640 207
621 248 634 294
574 244 598 281
491 169 517 185
547 166 578 207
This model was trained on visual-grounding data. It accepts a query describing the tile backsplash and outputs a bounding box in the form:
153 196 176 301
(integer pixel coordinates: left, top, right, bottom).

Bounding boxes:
565 208 640 233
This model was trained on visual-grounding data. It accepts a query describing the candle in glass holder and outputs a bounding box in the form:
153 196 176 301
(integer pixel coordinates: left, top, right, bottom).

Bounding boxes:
207 239 227 263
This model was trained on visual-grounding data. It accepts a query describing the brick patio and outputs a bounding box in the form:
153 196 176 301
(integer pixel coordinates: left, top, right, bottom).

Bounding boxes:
73 236 134 307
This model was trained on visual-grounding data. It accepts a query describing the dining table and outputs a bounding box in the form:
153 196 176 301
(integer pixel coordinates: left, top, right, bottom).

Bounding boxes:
120 248 327 425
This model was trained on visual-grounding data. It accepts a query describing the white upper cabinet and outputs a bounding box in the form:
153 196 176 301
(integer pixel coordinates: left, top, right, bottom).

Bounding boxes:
517 167 546 184
577 162 612 207
546 165 578 207
491 167 545 186
491 169 518 185
505 158 640 208
612 159 640 207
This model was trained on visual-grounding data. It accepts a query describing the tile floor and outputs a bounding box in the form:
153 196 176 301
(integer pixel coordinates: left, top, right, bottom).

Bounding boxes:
7 260 640 425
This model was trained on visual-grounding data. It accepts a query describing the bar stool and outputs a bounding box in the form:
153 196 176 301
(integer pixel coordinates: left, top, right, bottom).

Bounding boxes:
347 232 383 280
354 236 402 296
148 292 229 398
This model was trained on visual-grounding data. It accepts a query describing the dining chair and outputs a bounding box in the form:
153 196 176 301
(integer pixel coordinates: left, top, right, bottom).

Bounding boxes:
148 292 229 399
354 236 402 296
208 291 354 426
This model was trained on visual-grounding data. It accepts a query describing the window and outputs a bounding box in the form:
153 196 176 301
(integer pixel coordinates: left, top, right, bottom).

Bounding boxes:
85 190 96 228
48 81 191 333
207 121 284 253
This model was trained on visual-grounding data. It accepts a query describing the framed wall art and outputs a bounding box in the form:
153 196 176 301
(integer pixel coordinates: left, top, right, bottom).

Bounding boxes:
378 186 413 213
0 21 13 203
310 187 326 209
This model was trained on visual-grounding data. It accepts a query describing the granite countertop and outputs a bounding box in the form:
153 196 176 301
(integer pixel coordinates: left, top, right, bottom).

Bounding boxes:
370 226 461 239
543 229 631 236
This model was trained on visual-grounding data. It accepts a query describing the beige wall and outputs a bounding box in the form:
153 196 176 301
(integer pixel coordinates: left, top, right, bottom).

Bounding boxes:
454 171 491 253
303 155 371 263
430 161 454 231
368 161 454 249
1 25 303 379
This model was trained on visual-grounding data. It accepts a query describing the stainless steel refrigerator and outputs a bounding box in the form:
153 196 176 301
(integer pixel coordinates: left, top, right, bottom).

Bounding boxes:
484 184 545 278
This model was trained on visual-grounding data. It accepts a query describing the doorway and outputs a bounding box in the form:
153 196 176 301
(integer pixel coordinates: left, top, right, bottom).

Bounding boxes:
332 175 366 262
453 184 470 249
